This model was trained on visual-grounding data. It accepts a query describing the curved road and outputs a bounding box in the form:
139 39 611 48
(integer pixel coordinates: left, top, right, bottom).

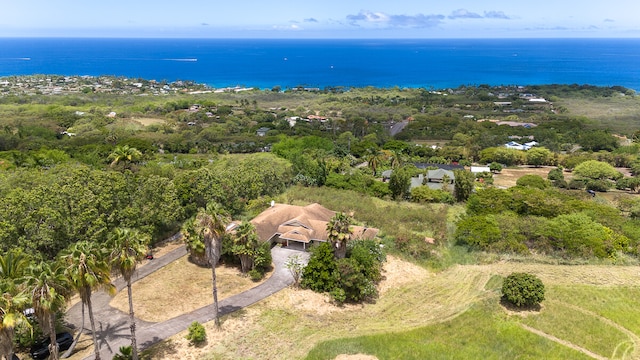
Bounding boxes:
65 245 308 360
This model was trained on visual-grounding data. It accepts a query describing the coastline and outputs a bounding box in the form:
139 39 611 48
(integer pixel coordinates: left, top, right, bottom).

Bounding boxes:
2 38 640 91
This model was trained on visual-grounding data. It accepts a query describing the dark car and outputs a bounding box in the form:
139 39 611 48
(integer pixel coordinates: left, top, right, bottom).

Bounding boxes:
30 332 73 360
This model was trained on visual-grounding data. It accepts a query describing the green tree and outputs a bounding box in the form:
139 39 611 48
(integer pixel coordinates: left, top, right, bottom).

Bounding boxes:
388 166 412 200
0 250 31 360
301 242 338 292
573 160 623 181
108 228 150 360
230 223 260 274
516 174 549 189
108 145 142 170
502 272 545 308
27 261 69 360
0 281 30 360
327 213 352 259
194 203 229 328
365 148 385 177
453 169 475 202
60 241 114 360
526 147 552 167
489 162 503 173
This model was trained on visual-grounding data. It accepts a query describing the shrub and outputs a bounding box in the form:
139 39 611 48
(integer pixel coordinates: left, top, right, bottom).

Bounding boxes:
489 162 503 173
113 346 133 360
248 268 263 281
301 242 339 292
516 174 549 189
501 272 545 308
185 321 207 345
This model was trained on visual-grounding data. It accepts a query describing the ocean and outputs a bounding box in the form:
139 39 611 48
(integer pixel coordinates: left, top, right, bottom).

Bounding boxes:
1 38 639 91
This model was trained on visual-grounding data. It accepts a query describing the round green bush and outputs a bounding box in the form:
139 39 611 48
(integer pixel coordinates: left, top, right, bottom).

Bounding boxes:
501 272 545 307
185 321 206 345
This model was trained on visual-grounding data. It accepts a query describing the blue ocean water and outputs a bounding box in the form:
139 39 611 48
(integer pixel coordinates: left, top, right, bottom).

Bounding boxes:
1 38 639 90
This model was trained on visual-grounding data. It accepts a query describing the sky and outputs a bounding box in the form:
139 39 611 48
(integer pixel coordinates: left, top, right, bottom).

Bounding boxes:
2 0 639 38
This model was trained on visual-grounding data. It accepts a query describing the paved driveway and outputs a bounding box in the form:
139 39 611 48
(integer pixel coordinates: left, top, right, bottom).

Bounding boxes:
65 245 308 360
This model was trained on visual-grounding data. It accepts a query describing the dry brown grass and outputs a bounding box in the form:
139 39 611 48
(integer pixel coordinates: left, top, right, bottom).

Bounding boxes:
109 256 271 322
492 166 567 188
132 117 166 126
143 255 640 360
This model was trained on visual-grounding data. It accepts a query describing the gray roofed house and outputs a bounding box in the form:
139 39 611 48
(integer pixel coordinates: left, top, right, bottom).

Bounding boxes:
427 169 455 183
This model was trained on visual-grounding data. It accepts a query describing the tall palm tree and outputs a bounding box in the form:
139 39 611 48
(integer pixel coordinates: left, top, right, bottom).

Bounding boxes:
365 148 385 177
1 250 31 360
108 228 150 360
108 145 142 170
60 241 114 360
0 281 30 360
194 203 229 328
327 213 352 259
27 261 68 360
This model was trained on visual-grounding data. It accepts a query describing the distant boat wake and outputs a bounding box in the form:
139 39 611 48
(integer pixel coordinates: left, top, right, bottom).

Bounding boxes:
163 58 197 62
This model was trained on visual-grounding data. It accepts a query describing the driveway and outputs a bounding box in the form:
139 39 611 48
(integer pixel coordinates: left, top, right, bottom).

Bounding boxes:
65 245 308 360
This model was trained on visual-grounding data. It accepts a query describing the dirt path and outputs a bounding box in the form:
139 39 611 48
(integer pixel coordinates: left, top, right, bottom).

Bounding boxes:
520 324 608 360
551 300 640 359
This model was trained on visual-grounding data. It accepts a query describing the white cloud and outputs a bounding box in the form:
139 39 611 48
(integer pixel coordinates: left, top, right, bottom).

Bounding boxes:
448 9 482 19
346 10 444 28
484 11 511 20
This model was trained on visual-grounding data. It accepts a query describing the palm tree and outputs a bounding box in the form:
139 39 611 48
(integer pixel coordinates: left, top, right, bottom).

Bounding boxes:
0 281 30 360
108 145 142 170
60 241 114 360
231 223 259 274
0 249 30 283
327 213 352 259
389 149 405 169
108 228 150 360
365 148 385 177
194 203 229 328
27 261 68 360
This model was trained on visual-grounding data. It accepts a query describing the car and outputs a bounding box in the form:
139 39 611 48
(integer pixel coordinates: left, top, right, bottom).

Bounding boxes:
30 332 73 360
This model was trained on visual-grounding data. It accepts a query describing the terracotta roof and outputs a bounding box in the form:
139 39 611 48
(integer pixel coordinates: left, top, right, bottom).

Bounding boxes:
250 203 378 243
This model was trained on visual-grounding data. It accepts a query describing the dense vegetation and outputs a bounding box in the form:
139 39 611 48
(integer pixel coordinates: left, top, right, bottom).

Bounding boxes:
2 76 640 358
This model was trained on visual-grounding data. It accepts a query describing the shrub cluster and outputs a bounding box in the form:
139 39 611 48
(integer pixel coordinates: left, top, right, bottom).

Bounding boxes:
501 272 545 308
456 186 638 259
301 239 385 304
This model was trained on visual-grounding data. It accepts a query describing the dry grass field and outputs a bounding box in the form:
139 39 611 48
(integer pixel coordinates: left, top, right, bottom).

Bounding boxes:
132 117 166 126
141 255 640 360
110 255 271 322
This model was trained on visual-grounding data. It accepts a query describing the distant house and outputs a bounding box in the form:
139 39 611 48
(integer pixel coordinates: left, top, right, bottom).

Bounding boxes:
413 163 464 171
250 203 378 250
381 169 393 181
470 166 491 173
256 127 270 136
427 169 455 183
505 141 531 150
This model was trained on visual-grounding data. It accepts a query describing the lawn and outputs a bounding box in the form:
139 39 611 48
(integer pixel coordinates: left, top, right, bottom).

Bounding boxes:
141 254 640 359
110 254 271 322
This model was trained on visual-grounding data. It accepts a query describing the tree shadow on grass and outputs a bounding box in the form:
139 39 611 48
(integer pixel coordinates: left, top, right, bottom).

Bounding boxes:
140 338 179 359
499 297 543 314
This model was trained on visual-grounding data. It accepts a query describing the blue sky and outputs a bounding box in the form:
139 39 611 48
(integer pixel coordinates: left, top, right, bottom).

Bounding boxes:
2 0 639 38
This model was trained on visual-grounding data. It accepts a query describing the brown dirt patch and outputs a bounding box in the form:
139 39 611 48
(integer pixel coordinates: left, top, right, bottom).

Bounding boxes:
109 256 271 322
132 117 166 126
334 355 379 360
